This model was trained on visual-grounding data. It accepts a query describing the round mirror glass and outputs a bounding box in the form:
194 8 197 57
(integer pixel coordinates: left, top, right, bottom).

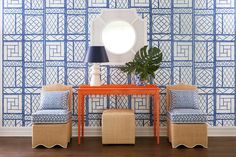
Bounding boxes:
102 21 136 55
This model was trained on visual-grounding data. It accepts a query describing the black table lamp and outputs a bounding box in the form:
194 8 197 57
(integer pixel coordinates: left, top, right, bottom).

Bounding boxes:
84 46 109 86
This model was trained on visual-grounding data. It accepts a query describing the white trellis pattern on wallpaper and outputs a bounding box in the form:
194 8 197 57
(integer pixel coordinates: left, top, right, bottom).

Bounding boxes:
1 0 235 127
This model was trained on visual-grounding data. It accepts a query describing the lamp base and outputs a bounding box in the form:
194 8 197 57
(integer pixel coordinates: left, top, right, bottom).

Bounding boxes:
90 63 101 86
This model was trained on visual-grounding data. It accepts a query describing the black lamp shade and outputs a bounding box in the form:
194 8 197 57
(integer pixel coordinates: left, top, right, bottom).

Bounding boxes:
84 46 109 63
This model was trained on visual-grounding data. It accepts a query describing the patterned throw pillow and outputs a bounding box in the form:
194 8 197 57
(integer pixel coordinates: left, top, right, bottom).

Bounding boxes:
39 91 69 110
170 90 199 110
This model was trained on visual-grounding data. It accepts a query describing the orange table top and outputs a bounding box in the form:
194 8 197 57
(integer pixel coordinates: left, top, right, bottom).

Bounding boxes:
78 84 160 95
79 84 160 90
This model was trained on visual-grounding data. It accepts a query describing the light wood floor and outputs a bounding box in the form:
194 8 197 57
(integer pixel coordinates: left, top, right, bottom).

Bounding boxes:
0 137 236 157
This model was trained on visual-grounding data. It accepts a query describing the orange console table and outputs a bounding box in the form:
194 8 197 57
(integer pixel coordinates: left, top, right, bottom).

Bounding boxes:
77 84 160 144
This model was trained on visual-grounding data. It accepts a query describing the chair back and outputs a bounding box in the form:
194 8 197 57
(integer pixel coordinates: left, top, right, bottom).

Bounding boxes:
166 84 197 112
42 84 73 111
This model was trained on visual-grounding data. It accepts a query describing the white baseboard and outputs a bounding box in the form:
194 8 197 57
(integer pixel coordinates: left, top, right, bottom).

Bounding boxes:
0 127 236 137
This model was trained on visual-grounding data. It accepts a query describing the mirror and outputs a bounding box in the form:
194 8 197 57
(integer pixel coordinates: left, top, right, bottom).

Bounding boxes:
91 9 147 64
102 21 136 55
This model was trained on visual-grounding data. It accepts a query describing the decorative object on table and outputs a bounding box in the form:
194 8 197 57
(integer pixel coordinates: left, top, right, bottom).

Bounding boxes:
166 84 208 148
32 84 73 148
120 45 162 86
133 74 148 86
84 46 109 86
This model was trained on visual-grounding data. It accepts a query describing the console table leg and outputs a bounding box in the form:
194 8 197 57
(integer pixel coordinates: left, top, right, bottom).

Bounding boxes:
153 95 157 137
78 94 82 144
82 96 84 138
156 94 160 144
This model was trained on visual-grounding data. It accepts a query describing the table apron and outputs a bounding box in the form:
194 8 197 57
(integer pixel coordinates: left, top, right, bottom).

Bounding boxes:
78 91 159 96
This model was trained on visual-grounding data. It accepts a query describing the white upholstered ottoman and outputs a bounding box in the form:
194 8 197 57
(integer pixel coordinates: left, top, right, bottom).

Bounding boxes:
102 109 135 144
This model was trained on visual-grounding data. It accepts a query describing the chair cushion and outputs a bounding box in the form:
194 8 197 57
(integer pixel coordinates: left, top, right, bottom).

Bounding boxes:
170 90 199 110
39 91 69 110
167 109 207 123
32 110 71 124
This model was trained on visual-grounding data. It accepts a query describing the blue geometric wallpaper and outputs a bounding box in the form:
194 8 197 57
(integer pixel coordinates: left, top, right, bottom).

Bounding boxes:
1 0 235 127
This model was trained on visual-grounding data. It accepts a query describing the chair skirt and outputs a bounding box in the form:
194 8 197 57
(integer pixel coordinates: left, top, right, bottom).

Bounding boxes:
167 119 208 148
32 120 72 148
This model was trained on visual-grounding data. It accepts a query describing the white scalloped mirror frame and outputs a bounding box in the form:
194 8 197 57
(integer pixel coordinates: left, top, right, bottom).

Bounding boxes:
91 9 147 64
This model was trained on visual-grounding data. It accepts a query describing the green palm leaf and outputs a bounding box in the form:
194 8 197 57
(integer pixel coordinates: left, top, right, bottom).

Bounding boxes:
120 46 163 81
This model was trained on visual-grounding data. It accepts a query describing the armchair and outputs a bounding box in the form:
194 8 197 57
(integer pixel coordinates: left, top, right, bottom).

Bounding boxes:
32 84 73 148
166 84 208 148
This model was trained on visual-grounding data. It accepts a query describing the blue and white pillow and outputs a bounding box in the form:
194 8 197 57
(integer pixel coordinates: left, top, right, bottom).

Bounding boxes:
39 91 69 110
170 90 199 110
